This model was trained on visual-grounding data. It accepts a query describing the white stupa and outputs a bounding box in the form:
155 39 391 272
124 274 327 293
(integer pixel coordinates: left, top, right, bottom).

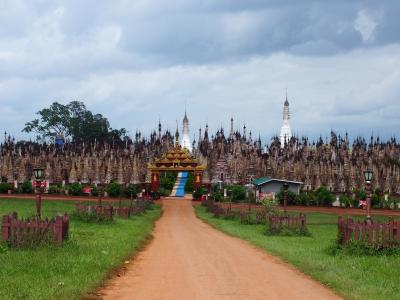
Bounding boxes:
181 111 192 152
280 95 292 148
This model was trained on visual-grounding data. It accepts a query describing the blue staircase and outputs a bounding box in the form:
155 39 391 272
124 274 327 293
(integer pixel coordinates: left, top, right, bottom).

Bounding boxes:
171 172 188 197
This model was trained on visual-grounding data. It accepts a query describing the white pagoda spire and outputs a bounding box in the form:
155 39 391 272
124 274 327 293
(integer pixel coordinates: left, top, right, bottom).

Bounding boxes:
230 116 234 139
181 110 192 152
280 93 292 148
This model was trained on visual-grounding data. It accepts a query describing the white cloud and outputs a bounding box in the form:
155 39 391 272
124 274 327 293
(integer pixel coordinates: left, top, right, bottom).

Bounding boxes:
354 10 378 42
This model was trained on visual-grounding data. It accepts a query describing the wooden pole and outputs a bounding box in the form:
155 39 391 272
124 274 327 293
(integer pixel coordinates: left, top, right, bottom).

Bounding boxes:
366 182 372 223
35 184 42 218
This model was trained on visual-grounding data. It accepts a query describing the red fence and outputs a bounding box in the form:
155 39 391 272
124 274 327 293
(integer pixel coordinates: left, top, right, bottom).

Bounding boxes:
75 204 114 220
1 212 69 247
114 200 152 218
268 214 307 232
76 199 153 220
338 217 400 246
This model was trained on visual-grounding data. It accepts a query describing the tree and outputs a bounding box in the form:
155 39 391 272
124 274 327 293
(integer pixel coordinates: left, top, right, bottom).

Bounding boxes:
23 101 126 143
160 172 177 191
23 102 70 138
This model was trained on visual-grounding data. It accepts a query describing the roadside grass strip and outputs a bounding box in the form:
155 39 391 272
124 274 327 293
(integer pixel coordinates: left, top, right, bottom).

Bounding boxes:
0 199 161 300
195 205 400 300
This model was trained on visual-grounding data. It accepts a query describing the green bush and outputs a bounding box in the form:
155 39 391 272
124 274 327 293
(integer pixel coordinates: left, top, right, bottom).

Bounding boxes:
48 184 62 194
315 186 334 206
332 240 400 256
21 180 33 194
159 187 171 197
381 199 390 209
339 194 351 208
213 192 223 202
90 185 99 197
230 185 246 203
388 197 398 209
123 184 138 198
193 187 206 199
276 188 298 205
371 193 381 208
298 191 309 206
307 192 319 206
106 182 122 197
68 183 83 196
355 189 366 201
0 183 13 193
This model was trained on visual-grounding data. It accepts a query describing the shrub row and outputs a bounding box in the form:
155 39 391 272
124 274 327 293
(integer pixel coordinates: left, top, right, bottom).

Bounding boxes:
0 181 33 194
210 185 399 209
0 181 141 198
67 182 139 198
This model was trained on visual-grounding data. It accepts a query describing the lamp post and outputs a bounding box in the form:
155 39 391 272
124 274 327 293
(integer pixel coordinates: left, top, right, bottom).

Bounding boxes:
218 181 223 202
283 182 289 216
33 166 44 218
228 188 232 211
363 168 373 222
247 184 254 212
97 187 105 206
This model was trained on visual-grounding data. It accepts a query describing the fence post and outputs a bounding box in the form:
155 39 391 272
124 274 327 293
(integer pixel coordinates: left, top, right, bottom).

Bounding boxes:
55 215 63 245
368 223 373 244
2 215 10 242
396 222 400 243
374 224 380 244
389 220 394 242
382 224 387 246
63 213 69 240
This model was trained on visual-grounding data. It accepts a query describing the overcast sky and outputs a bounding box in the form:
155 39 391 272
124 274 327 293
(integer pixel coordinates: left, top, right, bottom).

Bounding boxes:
0 0 399 143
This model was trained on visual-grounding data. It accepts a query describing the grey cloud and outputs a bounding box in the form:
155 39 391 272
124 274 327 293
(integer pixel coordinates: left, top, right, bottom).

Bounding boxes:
0 0 399 142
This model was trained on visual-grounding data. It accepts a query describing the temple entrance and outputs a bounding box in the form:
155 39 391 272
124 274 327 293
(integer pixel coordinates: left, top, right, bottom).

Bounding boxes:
147 141 205 198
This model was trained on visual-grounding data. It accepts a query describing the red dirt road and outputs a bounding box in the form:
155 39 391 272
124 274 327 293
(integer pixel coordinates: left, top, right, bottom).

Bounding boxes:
100 198 342 300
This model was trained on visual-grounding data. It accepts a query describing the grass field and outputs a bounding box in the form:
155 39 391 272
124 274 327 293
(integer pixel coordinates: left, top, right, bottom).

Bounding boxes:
195 205 400 300
0 199 161 300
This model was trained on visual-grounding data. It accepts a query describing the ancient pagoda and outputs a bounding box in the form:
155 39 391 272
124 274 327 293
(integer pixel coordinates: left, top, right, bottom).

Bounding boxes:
280 94 292 148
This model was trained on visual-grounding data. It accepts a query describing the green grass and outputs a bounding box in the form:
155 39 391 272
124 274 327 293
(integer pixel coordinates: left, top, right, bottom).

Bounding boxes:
195 206 400 300
0 199 161 300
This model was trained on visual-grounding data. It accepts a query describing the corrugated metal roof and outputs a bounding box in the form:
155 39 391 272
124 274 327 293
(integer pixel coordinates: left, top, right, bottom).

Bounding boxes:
251 177 271 185
251 177 303 186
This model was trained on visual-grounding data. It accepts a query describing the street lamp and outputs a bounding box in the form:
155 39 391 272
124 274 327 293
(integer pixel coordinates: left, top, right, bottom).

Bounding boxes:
33 166 45 218
283 182 289 216
218 181 223 202
363 168 373 222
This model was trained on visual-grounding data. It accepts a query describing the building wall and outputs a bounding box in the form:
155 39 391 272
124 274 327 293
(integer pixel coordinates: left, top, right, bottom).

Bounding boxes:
259 181 300 195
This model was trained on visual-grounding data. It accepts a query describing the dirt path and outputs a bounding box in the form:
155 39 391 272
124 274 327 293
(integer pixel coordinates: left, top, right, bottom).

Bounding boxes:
100 198 341 300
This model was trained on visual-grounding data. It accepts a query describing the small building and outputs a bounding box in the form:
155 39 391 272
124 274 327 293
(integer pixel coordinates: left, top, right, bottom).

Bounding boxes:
251 177 303 199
